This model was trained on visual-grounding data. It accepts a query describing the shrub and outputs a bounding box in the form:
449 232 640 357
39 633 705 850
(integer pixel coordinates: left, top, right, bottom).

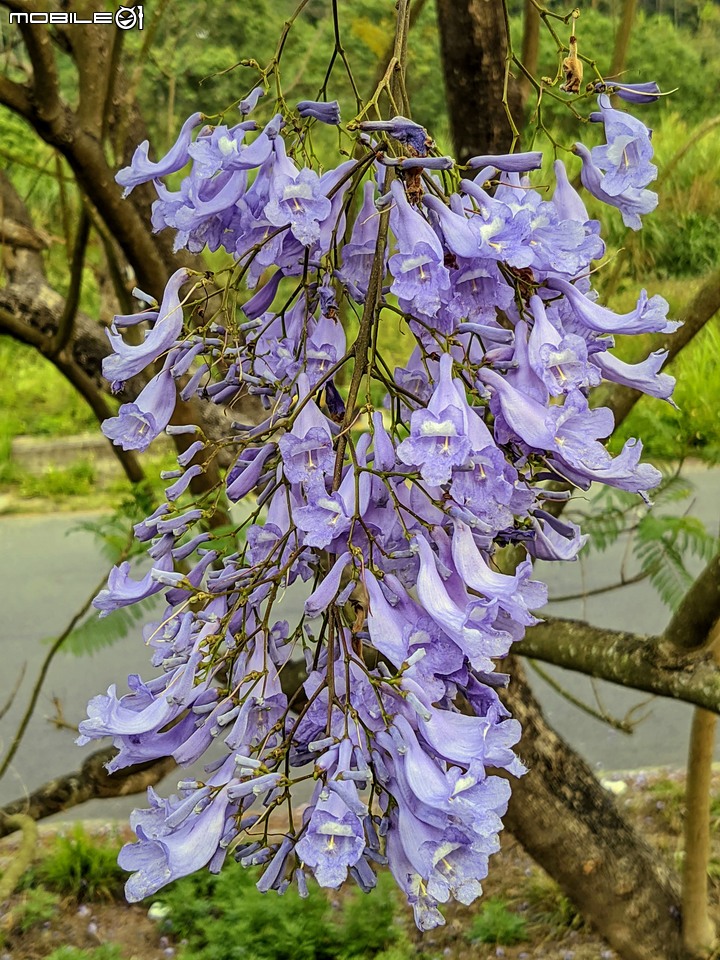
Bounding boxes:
467 897 529 946
38 825 125 902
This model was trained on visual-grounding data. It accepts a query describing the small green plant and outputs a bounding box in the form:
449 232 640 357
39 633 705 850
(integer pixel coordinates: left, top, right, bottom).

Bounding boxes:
524 872 582 934
468 897 528 946
337 872 400 958
155 862 403 960
45 946 124 960
18 460 96 499
647 778 686 830
11 887 61 933
38 825 124 901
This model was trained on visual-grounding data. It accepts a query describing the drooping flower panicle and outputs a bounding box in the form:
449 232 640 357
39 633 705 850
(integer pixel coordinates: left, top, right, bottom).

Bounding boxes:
82 74 675 930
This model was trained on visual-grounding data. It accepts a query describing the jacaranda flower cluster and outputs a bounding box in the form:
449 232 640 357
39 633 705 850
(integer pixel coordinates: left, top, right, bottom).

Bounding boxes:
79 87 675 929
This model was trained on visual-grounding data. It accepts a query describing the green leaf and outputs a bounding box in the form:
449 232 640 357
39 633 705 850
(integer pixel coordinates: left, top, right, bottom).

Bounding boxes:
43 596 158 658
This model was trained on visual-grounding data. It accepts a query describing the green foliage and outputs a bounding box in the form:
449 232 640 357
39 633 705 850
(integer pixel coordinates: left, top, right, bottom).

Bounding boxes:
613 318 720 465
10 887 61 933
44 947 124 960
634 511 717 609
15 460 97 500
467 897 528 946
0 340 98 439
155 863 402 960
524 872 582 934
571 467 718 609
333 873 401 958
51 595 158 657
38 825 125 902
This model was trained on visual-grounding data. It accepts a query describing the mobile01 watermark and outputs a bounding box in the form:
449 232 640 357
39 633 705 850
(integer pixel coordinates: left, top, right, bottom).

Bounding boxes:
9 5 144 30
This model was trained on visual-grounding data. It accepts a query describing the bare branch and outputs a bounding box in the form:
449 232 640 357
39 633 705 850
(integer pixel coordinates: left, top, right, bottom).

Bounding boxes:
0 748 176 838
0 75 32 117
14 16 63 127
48 205 91 357
517 607 720 714
663 551 720 654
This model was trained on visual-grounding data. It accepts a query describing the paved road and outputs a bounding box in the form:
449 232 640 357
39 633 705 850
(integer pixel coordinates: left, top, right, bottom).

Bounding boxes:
0 463 717 822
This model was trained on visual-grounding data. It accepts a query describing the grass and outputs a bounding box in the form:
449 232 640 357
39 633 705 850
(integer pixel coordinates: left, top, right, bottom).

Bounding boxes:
45 948 124 960
9 887 61 934
36 824 126 902
466 897 528 946
154 863 409 960
524 872 583 935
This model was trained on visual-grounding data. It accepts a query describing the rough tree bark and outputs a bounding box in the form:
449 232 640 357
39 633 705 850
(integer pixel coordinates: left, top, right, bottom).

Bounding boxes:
611 0 639 81
436 0 522 159
502 657 684 960
0 747 176 840
519 0 540 107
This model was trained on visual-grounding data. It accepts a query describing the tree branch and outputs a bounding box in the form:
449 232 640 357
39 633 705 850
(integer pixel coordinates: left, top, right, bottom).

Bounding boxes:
48 205 91 357
0 748 176 839
0 75 33 117
14 16 63 127
517 583 720 715
663 551 720 654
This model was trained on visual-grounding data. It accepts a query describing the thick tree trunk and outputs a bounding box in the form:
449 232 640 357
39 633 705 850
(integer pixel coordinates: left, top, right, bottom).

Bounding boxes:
519 0 540 107
502 657 685 960
611 0 638 80
436 0 521 158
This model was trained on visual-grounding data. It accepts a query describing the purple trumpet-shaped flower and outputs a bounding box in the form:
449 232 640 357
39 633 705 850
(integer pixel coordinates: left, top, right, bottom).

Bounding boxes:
372 411 396 472
604 80 662 104
451 519 547 623
478 368 662 494
591 348 676 402
574 141 657 230
102 365 177 452
239 86 265 115
529 510 588 561
547 276 679 335
397 353 471 485
357 116 432 156
527 296 601 395
116 113 203 196
304 552 352 619
552 159 594 224
265 167 332 247
412 533 512 671
226 444 276 502
364 571 410 667
339 180 380 299
382 156 454 171
385 817 446 931
104 269 192 385
589 95 657 196
465 151 542 172
388 181 451 318
278 375 334 484
77 632 213 743
92 551 173 616
297 100 341 125
119 785 234 900
304 313 347 387
295 786 366 888
296 436 372 548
